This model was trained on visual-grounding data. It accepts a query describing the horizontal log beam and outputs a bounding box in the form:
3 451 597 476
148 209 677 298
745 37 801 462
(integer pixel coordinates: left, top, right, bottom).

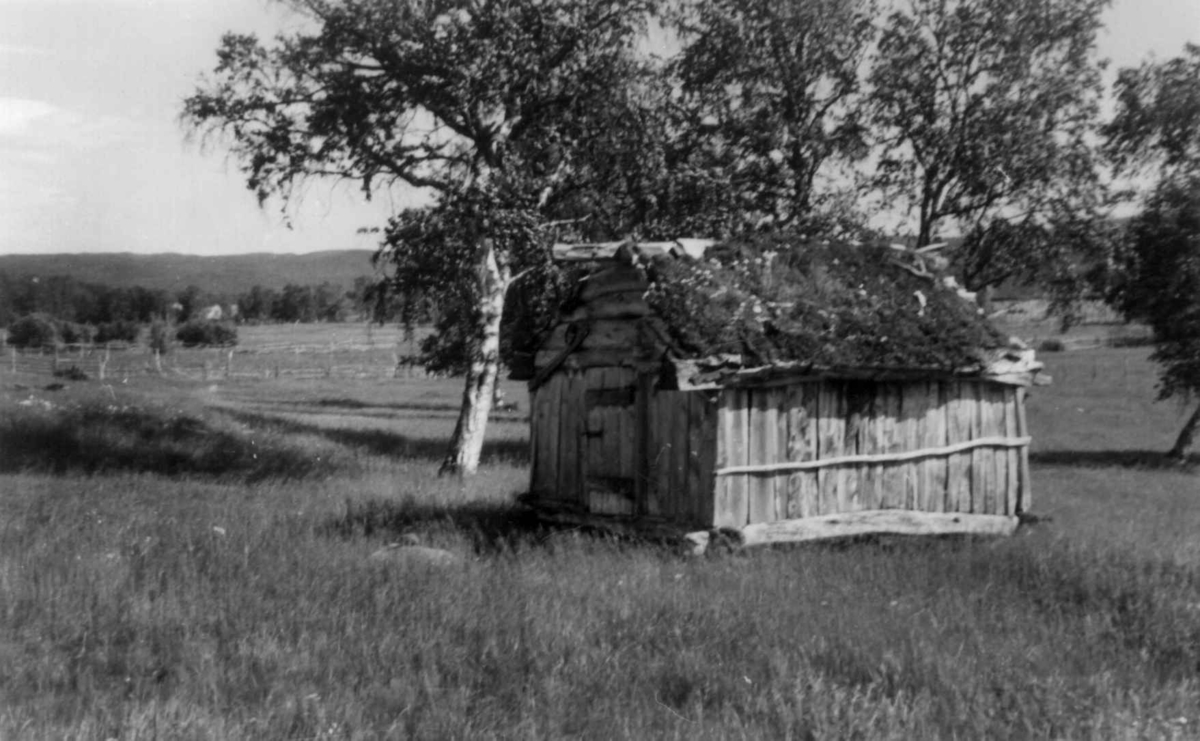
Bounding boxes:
740 510 1019 547
714 436 1031 476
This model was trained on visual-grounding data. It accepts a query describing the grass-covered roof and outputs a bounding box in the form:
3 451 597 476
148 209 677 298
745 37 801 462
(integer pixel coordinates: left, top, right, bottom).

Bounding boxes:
636 233 1008 372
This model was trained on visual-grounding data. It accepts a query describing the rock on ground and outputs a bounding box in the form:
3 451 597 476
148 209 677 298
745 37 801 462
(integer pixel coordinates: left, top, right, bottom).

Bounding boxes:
369 544 463 568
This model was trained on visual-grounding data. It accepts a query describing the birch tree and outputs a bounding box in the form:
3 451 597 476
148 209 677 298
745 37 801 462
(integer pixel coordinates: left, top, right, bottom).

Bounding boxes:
183 0 658 475
868 0 1110 297
1103 45 1200 460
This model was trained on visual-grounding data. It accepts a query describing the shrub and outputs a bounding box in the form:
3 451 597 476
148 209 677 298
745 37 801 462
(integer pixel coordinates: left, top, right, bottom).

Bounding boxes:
6 314 58 348
53 364 89 381
1039 339 1067 352
175 320 238 348
94 320 141 344
55 321 94 345
149 320 172 355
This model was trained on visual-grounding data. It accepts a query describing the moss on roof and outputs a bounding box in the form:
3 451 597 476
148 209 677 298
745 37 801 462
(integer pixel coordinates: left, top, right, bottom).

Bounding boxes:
640 233 1007 371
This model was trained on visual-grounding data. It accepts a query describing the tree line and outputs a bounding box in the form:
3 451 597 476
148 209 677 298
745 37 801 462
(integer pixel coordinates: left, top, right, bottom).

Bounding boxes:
182 0 1199 473
0 272 417 345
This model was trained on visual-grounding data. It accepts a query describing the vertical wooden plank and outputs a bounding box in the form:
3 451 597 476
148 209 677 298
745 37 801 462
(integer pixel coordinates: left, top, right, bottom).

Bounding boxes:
844 382 867 512
558 369 585 506
946 381 972 514
1015 386 1032 514
749 388 778 524
817 382 846 516
859 385 882 511
1003 387 1020 517
881 383 907 510
583 368 606 511
670 391 690 523
775 387 790 521
636 372 655 516
532 374 561 499
970 383 989 514
646 388 664 517
987 386 1008 516
723 389 750 526
688 392 717 526
898 383 925 510
785 382 819 519
529 383 543 495
925 382 949 512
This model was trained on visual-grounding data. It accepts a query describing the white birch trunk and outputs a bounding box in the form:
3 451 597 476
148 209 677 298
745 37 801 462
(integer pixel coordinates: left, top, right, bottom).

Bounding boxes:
439 237 510 477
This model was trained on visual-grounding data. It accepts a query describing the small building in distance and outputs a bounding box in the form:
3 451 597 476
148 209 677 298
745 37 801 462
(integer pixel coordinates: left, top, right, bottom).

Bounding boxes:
512 235 1048 548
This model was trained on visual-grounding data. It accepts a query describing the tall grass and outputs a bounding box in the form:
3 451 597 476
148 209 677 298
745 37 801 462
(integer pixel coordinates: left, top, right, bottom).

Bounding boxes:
1 348 1198 739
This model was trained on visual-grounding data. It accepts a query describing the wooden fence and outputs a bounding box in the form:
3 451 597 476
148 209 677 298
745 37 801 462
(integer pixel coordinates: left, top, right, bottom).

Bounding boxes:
4 344 430 382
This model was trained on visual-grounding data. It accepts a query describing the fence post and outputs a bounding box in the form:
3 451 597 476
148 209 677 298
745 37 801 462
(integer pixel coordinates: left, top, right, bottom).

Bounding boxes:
99 344 110 381
10 347 15 375
154 348 162 375
226 349 234 380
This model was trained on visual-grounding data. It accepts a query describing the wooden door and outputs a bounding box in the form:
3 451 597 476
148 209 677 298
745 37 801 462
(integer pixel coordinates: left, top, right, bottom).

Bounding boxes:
583 367 639 515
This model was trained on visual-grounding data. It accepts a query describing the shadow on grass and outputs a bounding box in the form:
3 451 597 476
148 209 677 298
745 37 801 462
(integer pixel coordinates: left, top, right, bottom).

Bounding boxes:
257 397 529 423
0 402 339 482
220 408 530 465
1031 449 1198 469
321 498 553 555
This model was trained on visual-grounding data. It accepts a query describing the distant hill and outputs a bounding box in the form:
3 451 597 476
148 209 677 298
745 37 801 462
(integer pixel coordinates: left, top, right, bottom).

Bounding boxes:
0 251 380 295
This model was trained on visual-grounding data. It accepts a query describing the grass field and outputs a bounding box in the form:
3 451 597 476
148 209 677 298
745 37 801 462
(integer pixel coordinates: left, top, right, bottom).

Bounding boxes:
1 332 1198 739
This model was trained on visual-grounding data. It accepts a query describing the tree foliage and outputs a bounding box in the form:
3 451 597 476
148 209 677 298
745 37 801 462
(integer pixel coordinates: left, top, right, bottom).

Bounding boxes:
183 0 662 474
1103 45 1200 459
1105 43 1200 179
868 0 1110 295
659 0 875 238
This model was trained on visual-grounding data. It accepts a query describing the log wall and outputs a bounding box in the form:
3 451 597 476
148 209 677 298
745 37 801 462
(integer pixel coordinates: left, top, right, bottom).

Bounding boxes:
712 379 1027 529
531 372 1029 530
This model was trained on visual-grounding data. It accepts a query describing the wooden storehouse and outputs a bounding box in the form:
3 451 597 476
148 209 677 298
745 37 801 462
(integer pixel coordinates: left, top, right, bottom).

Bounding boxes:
513 238 1047 547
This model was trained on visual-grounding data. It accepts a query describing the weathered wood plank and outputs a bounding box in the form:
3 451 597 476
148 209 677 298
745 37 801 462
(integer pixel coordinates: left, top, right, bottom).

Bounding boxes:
740 510 1019 547
714 389 749 527
562 293 651 322
929 382 950 512
748 389 778 524
970 383 989 515
946 382 973 513
535 347 655 371
1015 387 1032 514
857 384 880 511
533 374 563 498
880 383 906 509
559 370 586 505
1003 387 1020 516
775 387 790 520
817 382 846 516
529 381 547 496
578 265 647 302
540 319 645 354
844 382 872 512
688 392 717 526
669 391 690 523
785 383 819 518
898 383 925 510
636 372 654 516
650 391 667 519
987 386 1008 516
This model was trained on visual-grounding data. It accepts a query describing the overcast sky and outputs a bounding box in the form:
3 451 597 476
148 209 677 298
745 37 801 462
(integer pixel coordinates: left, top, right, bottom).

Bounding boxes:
0 0 1197 257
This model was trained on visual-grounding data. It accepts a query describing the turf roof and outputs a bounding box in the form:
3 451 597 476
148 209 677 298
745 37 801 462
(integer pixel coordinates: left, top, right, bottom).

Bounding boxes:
636 233 1008 372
